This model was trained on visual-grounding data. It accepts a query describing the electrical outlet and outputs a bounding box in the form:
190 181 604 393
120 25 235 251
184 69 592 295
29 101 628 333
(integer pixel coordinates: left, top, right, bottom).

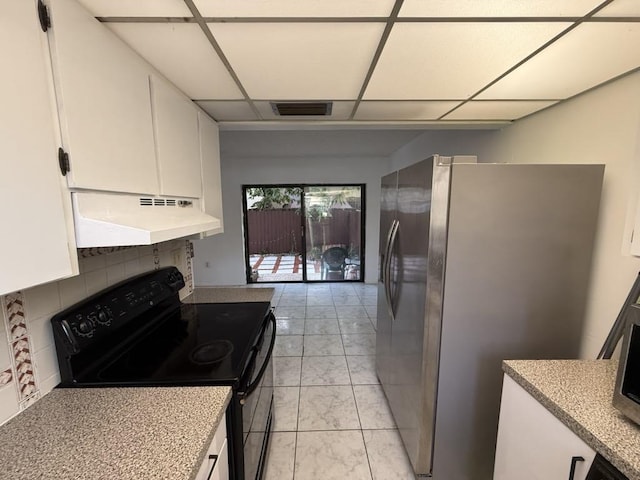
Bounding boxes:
172 249 184 267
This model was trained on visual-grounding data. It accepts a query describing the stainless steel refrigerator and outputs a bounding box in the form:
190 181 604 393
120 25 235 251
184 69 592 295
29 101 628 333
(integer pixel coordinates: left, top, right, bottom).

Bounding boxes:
376 156 604 479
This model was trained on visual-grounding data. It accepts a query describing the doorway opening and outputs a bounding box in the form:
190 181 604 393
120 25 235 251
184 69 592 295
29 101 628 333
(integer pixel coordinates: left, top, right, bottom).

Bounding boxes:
242 184 365 283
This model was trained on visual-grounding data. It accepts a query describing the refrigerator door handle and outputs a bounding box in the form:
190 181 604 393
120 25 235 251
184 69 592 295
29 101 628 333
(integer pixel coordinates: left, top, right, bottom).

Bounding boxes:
381 219 396 285
382 219 395 318
386 220 399 321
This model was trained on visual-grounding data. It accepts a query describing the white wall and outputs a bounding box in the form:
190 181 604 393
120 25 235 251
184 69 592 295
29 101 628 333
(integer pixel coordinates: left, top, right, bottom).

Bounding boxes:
482 71 640 358
194 154 389 285
390 130 496 170
194 129 496 286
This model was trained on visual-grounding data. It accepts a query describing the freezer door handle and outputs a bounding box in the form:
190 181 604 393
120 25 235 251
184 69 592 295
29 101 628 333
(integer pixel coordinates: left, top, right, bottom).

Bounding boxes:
381 219 395 317
385 220 399 321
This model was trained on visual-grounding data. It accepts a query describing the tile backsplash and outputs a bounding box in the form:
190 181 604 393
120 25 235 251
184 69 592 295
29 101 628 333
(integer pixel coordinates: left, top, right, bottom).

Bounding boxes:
0 239 194 426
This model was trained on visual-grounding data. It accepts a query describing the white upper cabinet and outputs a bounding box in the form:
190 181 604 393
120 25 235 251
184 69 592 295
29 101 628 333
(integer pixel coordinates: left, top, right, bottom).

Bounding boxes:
46 0 159 195
151 76 202 199
198 111 224 236
0 0 78 295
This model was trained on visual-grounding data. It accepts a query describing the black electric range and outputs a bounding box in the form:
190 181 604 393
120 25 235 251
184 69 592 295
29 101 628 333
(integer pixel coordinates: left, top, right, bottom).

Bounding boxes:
51 267 275 480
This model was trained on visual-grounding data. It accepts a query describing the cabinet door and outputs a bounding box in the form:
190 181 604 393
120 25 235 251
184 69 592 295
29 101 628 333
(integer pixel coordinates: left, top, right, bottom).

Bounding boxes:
0 0 77 295
198 111 224 236
151 75 202 199
211 440 229 480
46 0 158 195
195 417 228 480
494 375 596 480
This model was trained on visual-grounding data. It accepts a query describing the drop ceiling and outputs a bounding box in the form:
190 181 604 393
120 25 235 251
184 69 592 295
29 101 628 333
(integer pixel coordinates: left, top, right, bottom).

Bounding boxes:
77 0 640 127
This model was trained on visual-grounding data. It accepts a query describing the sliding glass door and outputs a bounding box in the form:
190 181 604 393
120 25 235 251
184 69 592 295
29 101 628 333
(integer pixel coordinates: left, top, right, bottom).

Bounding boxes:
243 186 304 282
243 184 364 283
303 186 363 281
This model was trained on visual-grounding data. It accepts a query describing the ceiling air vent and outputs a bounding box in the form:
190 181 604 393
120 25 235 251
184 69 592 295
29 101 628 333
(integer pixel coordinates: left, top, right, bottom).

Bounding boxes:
140 198 153 206
271 102 333 116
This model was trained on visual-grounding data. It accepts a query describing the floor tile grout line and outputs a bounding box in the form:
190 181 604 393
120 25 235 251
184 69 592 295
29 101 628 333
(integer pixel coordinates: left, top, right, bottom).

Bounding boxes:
291 430 298 480
293 385 302 435
294 428 404 434
349 354 376 480
361 427 376 480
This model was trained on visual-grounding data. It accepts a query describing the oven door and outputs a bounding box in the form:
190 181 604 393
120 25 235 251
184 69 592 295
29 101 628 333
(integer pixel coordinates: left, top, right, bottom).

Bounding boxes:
229 310 275 480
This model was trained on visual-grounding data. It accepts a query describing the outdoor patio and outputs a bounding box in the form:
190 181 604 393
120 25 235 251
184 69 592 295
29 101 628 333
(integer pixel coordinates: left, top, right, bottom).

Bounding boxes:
249 254 320 282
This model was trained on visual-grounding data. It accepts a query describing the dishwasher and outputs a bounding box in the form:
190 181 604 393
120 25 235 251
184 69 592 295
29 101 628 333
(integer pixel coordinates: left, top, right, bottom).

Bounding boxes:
586 455 629 480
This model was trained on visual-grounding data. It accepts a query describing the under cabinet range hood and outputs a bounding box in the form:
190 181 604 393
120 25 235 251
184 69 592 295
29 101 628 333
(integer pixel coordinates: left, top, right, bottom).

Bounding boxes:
71 192 221 247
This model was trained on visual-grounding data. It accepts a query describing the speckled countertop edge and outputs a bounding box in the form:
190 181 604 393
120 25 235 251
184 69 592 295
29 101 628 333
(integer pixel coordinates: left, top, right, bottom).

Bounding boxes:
0 386 232 480
503 360 640 480
183 286 275 304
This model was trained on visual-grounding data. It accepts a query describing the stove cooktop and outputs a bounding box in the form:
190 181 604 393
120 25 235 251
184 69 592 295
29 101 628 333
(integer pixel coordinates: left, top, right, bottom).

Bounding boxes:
52 268 274 389
78 302 271 387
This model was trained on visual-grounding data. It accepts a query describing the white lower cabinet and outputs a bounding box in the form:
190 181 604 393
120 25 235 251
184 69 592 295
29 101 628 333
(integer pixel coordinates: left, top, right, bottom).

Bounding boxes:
195 417 229 480
494 375 596 480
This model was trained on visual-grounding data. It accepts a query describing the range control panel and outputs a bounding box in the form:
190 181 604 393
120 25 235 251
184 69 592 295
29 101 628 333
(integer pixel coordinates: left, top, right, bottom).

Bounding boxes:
52 267 185 354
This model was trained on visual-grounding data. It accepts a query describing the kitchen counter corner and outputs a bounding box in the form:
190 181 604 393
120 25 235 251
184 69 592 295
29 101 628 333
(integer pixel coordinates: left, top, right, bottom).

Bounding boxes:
503 359 640 480
0 386 231 480
183 286 275 304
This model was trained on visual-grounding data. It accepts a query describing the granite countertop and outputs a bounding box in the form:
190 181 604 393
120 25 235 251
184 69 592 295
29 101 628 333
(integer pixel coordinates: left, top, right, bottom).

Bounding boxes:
503 359 640 480
183 286 275 304
0 386 231 480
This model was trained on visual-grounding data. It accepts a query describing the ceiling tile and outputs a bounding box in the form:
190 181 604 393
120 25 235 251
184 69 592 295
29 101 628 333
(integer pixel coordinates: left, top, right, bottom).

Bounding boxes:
364 22 570 100
106 23 243 100
208 23 385 100
354 101 461 120
477 23 640 100
442 100 558 120
254 101 355 120
76 0 191 17
399 0 604 17
594 0 640 17
196 101 258 121
193 0 395 18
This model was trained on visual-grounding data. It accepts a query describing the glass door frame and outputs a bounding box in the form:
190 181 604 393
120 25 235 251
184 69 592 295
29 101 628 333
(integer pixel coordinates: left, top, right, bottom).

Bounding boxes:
242 183 366 284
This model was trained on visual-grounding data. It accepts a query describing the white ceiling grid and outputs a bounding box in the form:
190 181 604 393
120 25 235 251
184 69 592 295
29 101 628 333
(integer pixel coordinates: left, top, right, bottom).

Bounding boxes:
207 23 385 100
107 23 243 99
76 0 640 126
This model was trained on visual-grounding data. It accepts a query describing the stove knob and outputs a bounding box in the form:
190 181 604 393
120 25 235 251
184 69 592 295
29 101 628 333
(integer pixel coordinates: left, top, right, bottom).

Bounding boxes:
95 306 112 325
78 320 93 335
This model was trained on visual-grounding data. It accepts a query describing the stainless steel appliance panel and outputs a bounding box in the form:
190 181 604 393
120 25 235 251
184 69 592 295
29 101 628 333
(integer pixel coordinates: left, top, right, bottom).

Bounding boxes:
417 157 452 475
383 159 434 471
376 171 398 389
377 158 603 480
432 163 603 480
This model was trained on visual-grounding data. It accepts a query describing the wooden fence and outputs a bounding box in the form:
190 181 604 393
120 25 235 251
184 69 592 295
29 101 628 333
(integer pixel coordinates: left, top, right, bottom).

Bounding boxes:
246 209 361 255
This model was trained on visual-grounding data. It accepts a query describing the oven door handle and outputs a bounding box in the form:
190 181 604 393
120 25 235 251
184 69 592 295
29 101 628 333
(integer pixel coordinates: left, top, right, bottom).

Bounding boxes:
238 311 276 405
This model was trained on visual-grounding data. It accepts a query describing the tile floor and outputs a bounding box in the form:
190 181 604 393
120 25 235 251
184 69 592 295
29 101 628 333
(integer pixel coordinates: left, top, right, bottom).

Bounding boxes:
264 282 415 480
